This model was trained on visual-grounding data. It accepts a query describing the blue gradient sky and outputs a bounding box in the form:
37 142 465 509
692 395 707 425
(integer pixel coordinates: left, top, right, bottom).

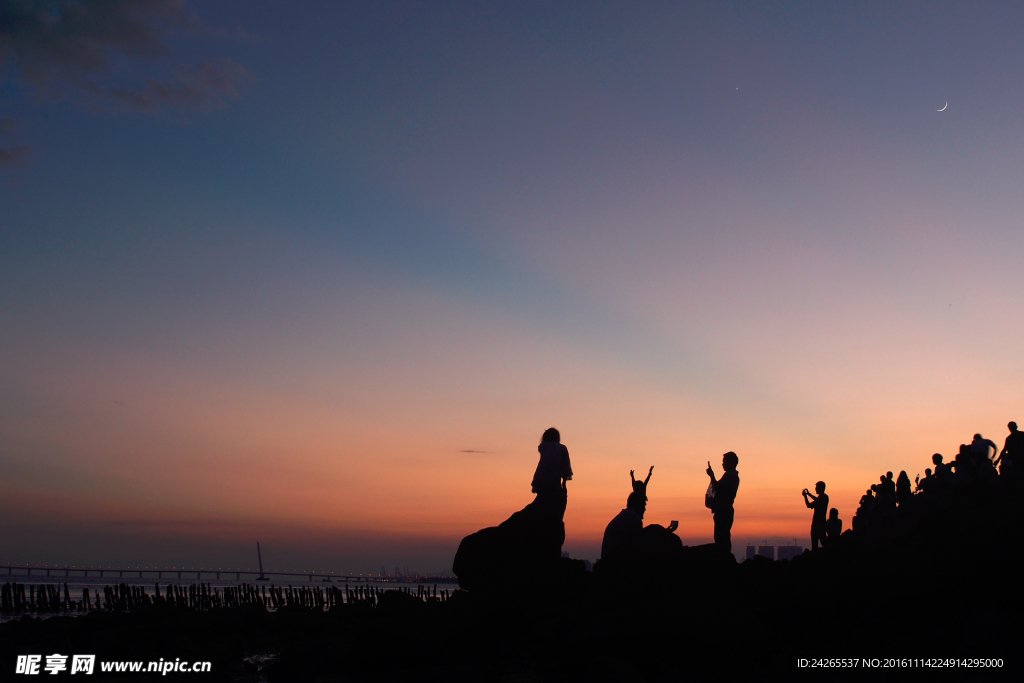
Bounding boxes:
2 1 1022 573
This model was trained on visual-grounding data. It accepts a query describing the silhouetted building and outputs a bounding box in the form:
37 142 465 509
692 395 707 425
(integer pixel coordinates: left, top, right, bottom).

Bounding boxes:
746 546 756 560
777 546 803 561
757 546 775 560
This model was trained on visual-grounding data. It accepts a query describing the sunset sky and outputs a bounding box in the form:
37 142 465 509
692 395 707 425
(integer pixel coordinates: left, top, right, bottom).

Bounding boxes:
2 1 1022 574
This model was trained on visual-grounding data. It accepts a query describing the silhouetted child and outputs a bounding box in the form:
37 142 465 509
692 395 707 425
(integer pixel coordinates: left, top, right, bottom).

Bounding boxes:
802 481 829 550
826 508 842 545
630 466 653 498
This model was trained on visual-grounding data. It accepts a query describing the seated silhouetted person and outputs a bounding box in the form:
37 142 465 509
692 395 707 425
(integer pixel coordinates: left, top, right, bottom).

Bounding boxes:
601 492 647 560
532 428 572 514
631 466 653 498
706 451 740 552
802 481 829 549
597 489 680 579
895 471 912 507
826 508 842 545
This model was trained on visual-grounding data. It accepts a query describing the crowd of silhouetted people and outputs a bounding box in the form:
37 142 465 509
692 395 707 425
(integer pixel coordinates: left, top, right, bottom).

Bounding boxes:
848 421 1022 534
531 420 1023 564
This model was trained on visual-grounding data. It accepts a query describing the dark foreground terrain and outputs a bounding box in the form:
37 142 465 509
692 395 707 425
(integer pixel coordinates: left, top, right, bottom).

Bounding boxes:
2 486 1021 682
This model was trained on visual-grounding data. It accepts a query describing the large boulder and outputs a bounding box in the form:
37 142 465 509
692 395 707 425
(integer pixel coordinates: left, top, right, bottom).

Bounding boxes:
593 524 684 582
453 491 566 592
593 526 738 585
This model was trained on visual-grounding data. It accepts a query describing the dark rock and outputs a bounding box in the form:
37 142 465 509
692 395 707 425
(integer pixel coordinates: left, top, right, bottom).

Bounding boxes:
453 490 566 592
376 589 426 616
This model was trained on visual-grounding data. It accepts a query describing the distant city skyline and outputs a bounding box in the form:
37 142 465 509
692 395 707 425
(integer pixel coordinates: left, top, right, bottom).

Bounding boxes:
2 1 1022 574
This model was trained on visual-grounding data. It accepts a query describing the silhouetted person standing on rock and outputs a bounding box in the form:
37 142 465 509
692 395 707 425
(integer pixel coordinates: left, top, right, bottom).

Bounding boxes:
995 422 1022 482
601 492 646 560
531 427 572 518
706 452 740 552
532 428 572 493
803 481 829 549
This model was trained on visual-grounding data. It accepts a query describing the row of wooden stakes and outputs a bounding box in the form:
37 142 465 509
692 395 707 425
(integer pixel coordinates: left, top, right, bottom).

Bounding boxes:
0 581 452 614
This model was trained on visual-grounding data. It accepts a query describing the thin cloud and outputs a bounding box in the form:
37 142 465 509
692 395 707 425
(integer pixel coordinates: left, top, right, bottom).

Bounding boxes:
457 449 492 454
0 144 31 167
0 0 250 113
109 58 252 113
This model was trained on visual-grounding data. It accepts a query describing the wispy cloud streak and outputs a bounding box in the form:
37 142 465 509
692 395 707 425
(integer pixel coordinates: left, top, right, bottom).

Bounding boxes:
0 0 251 113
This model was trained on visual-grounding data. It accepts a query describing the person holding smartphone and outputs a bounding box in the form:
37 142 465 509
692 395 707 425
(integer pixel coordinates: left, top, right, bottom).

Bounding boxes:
802 481 829 550
706 452 740 552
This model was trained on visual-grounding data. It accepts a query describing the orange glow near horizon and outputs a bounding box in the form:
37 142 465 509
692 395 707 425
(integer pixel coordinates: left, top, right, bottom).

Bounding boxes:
2 317 1016 565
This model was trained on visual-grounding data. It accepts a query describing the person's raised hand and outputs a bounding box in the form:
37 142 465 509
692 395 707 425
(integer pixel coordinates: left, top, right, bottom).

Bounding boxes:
630 469 635 479
706 461 714 477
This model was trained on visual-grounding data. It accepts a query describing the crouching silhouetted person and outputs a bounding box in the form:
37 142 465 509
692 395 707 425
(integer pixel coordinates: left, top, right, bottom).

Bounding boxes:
802 481 829 550
706 452 740 553
601 492 646 560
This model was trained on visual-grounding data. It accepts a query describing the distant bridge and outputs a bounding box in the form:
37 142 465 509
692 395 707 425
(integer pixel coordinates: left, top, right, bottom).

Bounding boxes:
0 565 457 584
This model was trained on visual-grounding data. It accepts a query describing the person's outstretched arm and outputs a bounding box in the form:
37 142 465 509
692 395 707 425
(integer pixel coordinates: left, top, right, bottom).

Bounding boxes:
630 469 636 485
644 466 653 486
986 440 998 459
706 461 718 488
997 437 1010 465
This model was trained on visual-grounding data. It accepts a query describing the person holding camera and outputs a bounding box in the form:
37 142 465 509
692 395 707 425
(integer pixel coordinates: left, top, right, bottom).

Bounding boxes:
802 481 829 550
706 451 740 552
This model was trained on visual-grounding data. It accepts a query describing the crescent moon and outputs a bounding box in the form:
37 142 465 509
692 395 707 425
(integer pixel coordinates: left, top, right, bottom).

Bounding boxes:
937 102 948 112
